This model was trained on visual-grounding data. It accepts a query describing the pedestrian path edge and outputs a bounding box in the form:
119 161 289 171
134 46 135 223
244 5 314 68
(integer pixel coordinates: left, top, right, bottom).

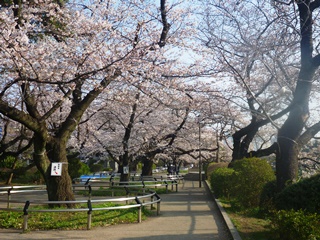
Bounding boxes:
204 180 242 240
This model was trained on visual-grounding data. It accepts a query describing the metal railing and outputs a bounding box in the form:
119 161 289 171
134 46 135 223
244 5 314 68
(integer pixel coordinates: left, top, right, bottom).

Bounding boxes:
74 174 184 184
79 179 180 195
0 184 161 231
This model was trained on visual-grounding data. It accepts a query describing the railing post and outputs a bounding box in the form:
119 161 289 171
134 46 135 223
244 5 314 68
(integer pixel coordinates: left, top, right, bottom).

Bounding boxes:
88 185 92 200
84 178 91 186
23 201 30 231
151 195 154 210
138 207 142 223
7 187 12 209
155 193 161 215
87 200 92 230
135 197 142 223
111 181 114 197
125 187 130 204
142 181 146 196
164 181 168 193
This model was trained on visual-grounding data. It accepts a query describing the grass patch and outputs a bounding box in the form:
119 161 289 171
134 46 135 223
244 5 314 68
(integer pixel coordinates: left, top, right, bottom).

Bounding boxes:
219 199 274 240
0 202 153 230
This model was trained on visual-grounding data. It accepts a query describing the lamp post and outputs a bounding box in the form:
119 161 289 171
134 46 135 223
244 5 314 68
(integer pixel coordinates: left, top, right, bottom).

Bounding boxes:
198 117 202 188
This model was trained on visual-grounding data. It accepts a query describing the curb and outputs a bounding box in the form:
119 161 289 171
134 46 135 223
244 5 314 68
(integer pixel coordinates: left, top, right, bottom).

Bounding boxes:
204 180 242 240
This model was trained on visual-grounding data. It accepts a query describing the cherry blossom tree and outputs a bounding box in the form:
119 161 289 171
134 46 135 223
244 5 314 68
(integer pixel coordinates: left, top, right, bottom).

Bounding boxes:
198 0 320 190
77 80 199 180
274 0 320 190
0 0 191 202
197 0 298 162
73 63 232 180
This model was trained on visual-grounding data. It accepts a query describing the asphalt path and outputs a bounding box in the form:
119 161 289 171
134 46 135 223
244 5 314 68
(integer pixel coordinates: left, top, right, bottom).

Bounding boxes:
0 179 232 240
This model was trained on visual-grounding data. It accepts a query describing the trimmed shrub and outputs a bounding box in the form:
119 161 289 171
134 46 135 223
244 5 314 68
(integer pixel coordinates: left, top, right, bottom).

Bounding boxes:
231 158 276 208
271 209 320 240
206 162 229 180
275 174 320 213
259 180 277 214
210 167 235 198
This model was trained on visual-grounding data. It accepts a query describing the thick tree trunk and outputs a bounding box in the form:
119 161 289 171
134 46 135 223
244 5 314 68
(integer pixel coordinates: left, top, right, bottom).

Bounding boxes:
276 1 318 191
119 165 130 182
276 69 314 190
276 135 300 191
119 155 130 182
33 135 75 205
141 158 153 176
46 139 75 204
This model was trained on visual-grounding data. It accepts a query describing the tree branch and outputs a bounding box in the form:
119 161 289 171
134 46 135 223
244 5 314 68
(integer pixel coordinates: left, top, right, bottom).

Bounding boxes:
158 0 171 47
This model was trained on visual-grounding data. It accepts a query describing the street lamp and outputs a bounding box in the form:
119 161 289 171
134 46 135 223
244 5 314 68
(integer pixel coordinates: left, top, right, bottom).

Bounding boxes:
198 116 202 188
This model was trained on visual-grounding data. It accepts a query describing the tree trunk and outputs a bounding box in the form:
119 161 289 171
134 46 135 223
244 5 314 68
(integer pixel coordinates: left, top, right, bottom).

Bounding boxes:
46 138 75 204
119 155 130 182
232 125 259 161
276 136 299 191
118 166 129 182
33 135 75 205
5 159 17 185
276 68 314 190
141 158 153 176
276 0 316 191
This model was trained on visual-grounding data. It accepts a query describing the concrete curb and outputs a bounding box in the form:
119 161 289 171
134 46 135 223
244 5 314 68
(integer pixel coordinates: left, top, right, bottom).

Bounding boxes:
204 180 242 240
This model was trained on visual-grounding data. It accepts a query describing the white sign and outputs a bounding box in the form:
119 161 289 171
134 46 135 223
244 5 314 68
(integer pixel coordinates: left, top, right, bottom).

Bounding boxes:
51 163 62 176
123 166 129 174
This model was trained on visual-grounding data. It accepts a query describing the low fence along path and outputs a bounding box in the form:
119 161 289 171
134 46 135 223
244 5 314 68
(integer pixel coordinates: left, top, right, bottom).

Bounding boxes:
0 178 232 240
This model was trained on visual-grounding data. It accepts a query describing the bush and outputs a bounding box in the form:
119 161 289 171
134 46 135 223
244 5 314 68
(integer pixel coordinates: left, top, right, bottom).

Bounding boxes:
275 174 320 213
15 167 44 184
259 180 277 214
206 162 229 180
271 209 320 240
68 155 90 180
210 167 235 198
231 158 276 208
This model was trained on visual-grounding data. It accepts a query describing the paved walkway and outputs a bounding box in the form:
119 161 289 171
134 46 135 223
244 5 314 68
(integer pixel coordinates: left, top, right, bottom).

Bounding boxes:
0 180 232 240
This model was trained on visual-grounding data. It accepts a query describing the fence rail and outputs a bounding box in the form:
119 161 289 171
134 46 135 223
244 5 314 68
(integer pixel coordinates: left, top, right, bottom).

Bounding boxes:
79 178 180 196
0 184 162 231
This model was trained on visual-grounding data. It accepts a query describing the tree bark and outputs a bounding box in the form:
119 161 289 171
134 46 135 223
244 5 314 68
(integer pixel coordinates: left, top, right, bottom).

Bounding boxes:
276 67 314 190
46 138 75 204
31 133 75 205
119 155 130 182
141 157 153 176
276 0 316 190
